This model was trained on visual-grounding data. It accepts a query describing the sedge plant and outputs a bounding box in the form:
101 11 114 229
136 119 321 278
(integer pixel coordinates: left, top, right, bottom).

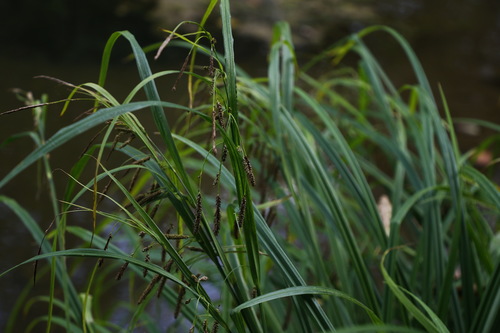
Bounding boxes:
1 0 499 332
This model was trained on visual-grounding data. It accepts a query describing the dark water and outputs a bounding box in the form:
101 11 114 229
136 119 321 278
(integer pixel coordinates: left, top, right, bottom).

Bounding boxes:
1 0 499 330
376 0 500 148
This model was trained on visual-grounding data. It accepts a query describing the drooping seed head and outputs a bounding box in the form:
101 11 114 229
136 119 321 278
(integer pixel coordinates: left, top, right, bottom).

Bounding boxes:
156 276 167 298
237 196 247 229
243 155 256 186
138 274 161 304
115 261 129 280
213 194 222 236
193 192 202 234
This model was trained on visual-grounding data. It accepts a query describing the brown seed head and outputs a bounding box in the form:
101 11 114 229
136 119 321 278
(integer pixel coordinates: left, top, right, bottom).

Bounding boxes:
115 262 129 280
213 194 221 236
243 155 256 186
194 192 202 234
138 274 161 304
237 196 246 228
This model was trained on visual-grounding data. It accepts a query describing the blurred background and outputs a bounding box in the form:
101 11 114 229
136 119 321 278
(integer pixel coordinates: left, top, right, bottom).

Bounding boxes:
1 0 499 330
2 0 500 143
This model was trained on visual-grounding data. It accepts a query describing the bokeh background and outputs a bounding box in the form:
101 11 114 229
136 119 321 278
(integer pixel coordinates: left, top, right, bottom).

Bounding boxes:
1 0 499 330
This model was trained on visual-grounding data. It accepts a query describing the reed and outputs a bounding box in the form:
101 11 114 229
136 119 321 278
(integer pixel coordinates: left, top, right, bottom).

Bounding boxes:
1 1 499 332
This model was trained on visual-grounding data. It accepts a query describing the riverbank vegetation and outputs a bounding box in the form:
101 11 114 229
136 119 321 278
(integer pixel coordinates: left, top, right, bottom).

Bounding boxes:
1 0 499 332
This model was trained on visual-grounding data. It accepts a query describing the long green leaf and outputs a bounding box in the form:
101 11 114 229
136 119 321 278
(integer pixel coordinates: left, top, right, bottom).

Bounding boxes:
381 249 450 333
232 286 382 325
98 31 192 192
0 196 83 326
0 101 192 190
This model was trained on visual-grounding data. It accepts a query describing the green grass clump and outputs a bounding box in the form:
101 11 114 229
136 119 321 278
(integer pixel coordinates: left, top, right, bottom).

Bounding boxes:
1 1 499 332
